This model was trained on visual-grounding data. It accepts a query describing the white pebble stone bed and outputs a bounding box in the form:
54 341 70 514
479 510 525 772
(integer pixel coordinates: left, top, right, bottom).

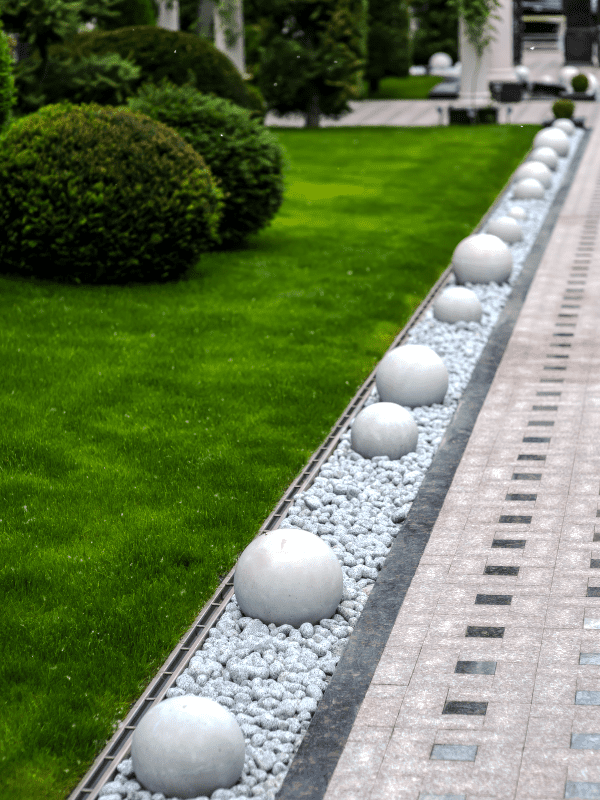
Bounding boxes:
102 126 584 800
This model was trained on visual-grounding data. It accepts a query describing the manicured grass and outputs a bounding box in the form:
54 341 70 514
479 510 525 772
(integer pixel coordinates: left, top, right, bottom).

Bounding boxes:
0 123 538 800
359 74 446 99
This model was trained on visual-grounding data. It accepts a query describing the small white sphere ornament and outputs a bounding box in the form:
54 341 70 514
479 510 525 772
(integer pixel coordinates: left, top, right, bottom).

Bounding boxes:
234 528 343 627
376 344 448 408
452 233 513 285
351 401 418 459
586 73 598 95
429 52 452 69
560 65 579 86
513 177 545 199
514 160 552 189
433 286 482 323
131 696 245 800
529 146 558 171
507 205 527 221
533 127 570 157
514 65 529 82
552 118 575 137
487 215 524 244
539 73 554 84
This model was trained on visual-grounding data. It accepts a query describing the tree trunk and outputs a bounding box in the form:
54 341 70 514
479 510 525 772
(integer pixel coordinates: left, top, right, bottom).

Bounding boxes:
304 85 321 127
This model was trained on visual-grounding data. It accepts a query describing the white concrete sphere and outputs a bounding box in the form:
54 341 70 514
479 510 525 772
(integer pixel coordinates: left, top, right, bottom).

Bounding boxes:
131 697 245 799
486 215 524 244
433 286 482 323
507 205 527 221
560 65 579 86
514 65 529 82
530 146 558 171
513 177 545 200
429 52 452 69
376 344 448 408
514 160 553 189
350 401 419 459
234 528 343 627
533 127 570 157
586 73 598 95
539 73 554 84
452 233 513 285
552 118 575 137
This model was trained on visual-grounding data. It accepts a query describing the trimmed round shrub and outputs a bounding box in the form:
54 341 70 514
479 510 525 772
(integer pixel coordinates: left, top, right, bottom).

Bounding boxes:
20 25 264 123
553 98 575 118
0 101 226 286
119 77 291 250
572 73 589 92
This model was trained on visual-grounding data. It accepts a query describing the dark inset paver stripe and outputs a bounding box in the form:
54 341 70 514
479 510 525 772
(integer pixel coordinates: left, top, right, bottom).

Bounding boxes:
576 691 600 705
571 734 600 750
475 594 512 605
540 379 564 382
580 654 600 664
517 454 546 460
485 566 519 575
591 560 600 568
419 794 467 800
537 391 561 395
455 661 497 674
442 701 488 715
513 473 542 480
587 588 600 597
506 494 537 500
593 532 600 542
430 745 477 762
565 780 600 798
544 366 567 370
546 355 569 358
466 627 505 638
528 421 554 425
523 437 550 443
499 515 532 522
492 539 526 548
532 405 558 410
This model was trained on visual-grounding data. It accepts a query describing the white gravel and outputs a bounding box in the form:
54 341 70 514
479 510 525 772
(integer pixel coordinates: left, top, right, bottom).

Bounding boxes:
101 126 584 800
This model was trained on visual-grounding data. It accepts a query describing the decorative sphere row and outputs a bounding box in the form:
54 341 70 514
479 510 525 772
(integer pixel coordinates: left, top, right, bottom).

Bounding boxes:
128 123 557 800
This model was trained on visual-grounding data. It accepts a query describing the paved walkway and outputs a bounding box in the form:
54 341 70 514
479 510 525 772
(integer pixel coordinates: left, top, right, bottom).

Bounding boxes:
264 49 600 129
280 75 600 800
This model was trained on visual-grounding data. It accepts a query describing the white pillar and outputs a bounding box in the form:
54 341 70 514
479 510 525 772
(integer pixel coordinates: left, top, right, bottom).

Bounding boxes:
459 0 515 105
214 0 248 78
488 0 515 82
458 16 494 105
157 0 180 31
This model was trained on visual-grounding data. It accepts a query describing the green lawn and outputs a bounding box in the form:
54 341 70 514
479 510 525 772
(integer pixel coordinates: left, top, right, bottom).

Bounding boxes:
0 123 538 800
360 74 446 99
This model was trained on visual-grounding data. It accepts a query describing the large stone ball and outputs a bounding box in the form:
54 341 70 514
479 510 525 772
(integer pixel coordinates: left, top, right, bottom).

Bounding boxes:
552 118 575 137
429 52 452 69
515 161 552 189
530 146 558 171
586 73 598 95
376 344 448 408
533 127 570 157
351 401 418 459
452 233 513 285
131 696 245 799
507 205 527 221
234 528 343 627
513 177 545 199
433 286 482 323
486 215 524 244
